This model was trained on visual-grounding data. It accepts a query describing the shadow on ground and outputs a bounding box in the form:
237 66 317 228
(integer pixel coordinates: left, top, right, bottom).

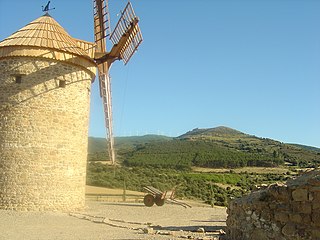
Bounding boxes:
152 224 226 232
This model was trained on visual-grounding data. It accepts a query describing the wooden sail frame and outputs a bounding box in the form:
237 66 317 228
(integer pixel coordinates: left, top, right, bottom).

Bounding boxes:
109 2 143 64
93 0 143 165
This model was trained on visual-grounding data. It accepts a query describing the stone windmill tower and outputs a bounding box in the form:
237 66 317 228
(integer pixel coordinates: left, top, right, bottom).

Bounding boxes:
0 12 96 211
0 0 142 211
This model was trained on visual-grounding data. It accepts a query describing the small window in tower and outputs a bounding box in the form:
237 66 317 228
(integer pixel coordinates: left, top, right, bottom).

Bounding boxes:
59 80 66 88
15 75 22 84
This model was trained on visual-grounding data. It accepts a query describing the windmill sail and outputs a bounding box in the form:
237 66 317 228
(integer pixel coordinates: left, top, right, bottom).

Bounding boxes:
93 0 111 53
99 70 116 164
93 0 116 164
93 0 143 165
110 2 143 64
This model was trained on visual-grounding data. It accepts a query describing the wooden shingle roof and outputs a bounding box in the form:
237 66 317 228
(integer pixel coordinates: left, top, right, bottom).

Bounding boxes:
0 13 94 58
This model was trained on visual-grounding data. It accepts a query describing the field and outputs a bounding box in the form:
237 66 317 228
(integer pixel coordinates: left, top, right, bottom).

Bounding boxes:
87 163 296 207
192 166 292 174
85 185 144 202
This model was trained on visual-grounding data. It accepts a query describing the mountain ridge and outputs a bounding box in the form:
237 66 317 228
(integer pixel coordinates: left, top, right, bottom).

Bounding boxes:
88 126 320 153
88 126 320 168
178 126 247 139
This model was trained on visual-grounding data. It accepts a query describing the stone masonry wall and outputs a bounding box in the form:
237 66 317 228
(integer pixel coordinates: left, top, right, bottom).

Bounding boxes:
0 56 94 211
226 169 320 240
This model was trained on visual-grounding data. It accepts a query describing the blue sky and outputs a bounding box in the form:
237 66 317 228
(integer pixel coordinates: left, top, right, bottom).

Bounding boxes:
1 0 319 147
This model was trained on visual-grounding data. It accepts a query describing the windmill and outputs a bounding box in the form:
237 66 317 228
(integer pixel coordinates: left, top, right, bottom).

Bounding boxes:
93 0 143 164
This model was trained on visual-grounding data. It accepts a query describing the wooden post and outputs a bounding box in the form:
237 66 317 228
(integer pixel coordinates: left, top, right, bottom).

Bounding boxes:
122 179 127 202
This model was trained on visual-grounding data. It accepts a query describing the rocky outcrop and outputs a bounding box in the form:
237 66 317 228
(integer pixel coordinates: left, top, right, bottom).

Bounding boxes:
226 169 320 240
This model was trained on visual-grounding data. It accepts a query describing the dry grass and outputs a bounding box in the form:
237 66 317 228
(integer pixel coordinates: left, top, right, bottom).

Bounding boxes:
85 185 145 203
192 166 290 174
85 185 144 195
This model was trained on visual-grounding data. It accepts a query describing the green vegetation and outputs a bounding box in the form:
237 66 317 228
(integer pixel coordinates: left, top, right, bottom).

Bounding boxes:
87 126 320 206
88 127 320 168
87 163 292 206
289 144 320 153
88 135 172 161
123 139 284 169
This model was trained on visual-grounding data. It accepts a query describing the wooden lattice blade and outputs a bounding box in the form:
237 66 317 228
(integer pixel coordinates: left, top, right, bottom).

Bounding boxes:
98 66 116 164
109 2 143 64
93 0 111 54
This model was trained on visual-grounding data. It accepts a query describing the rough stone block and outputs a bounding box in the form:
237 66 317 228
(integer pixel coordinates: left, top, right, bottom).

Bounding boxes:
281 223 296 237
268 202 278 210
296 228 307 239
312 212 320 227
292 201 312 214
276 203 291 211
300 202 312 214
274 212 289 223
312 229 320 239
292 188 308 201
245 210 252 215
312 198 320 210
253 221 261 228
251 211 259 221
314 191 320 201
277 186 290 202
260 210 272 222
289 213 302 223
250 228 269 240
143 228 154 234
301 213 311 225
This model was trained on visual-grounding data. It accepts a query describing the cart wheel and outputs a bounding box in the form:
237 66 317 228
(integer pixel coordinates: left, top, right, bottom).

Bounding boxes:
155 196 165 206
144 194 155 207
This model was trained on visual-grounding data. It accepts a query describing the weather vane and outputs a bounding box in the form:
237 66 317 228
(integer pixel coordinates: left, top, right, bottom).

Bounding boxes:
42 1 55 13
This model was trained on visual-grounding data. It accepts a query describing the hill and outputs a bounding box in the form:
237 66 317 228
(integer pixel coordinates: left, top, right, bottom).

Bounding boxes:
87 127 320 206
88 135 172 161
179 126 246 138
88 126 320 168
288 144 320 153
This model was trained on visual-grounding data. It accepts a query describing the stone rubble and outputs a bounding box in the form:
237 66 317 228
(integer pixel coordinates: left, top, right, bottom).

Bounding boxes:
226 169 320 240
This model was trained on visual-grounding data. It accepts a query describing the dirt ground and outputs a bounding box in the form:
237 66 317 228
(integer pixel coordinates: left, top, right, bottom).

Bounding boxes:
0 188 227 240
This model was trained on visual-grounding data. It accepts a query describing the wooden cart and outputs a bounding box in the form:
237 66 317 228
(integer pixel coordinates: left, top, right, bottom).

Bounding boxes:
143 186 191 208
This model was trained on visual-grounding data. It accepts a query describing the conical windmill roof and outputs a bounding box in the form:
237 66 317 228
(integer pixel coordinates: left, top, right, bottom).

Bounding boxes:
0 13 95 60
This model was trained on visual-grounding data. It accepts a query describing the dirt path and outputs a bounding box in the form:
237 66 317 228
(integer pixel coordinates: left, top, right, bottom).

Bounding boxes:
0 200 227 240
